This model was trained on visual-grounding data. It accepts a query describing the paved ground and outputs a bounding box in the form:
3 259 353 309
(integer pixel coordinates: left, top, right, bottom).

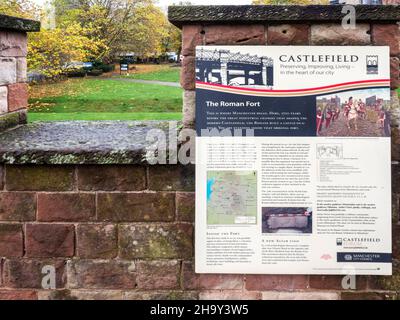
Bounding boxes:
318 112 384 137
109 77 180 87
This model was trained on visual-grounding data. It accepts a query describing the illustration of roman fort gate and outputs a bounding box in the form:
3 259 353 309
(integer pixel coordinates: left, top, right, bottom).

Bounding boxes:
0 5 399 300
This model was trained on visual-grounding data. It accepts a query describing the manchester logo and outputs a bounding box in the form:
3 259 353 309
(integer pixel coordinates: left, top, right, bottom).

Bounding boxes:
366 55 378 75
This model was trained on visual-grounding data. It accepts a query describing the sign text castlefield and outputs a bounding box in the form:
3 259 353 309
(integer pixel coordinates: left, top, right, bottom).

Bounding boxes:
279 54 359 63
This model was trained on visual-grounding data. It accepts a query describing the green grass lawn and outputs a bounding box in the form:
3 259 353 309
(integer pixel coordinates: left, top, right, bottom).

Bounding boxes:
124 65 180 82
29 77 182 122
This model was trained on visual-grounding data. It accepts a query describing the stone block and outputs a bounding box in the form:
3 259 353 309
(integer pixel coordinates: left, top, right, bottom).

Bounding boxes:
267 24 309 45
0 86 7 114
0 192 36 221
67 260 136 289
180 55 196 90
136 260 180 290
16 57 27 82
0 224 23 257
37 193 96 222
7 83 28 112
176 192 195 222
391 57 400 89
25 223 75 258
0 290 37 300
262 291 339 300
119 223 193 259
182 90 195 127
0 57 16 85
97 192 175 222
245 275 308 291
124 291 198 300
76 224 118 259
199 290 261 300
311 24 370 45
77 165 146 191
148 165 195 191
203 25 265 45
5 165 75 191
372 24 400 56
182 25 204 56
3 259 66 288
0 31 27 57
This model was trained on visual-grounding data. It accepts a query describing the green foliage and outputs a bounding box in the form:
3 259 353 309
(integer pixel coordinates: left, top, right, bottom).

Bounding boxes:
53 0 180 61
2 0 181 77
0 0 39 19
28 22 106 79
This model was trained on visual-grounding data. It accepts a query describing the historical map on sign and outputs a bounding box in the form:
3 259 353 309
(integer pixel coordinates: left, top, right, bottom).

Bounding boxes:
207 170 257 225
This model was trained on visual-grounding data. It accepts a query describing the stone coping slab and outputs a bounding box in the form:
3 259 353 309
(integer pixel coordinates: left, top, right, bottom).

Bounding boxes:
0 121 176 164
168 5 400 27
0 14 40 32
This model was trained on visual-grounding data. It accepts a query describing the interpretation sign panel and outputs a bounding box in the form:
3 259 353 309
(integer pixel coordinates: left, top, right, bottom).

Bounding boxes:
195 46 392 275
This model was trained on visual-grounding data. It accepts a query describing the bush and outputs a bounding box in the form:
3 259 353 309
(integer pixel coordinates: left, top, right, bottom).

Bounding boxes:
65 68 86 78
99 64 115 73
91 60 114 73
87 69 103 76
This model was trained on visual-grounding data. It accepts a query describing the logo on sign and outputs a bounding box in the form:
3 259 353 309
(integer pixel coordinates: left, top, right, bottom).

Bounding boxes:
366 55 378 74
344 254 353 261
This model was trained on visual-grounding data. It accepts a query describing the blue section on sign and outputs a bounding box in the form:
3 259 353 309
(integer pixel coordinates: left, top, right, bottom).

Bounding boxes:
337 252 392 263
196 88 317 137
206 177 215 202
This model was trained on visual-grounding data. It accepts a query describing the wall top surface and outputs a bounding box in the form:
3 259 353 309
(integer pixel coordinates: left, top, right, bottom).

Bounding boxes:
168 5 400 27
0 14 40 32
0 121 175 164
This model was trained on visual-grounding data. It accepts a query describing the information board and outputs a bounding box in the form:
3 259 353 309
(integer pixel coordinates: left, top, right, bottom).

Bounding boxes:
195 46 392 275
120 63 129 72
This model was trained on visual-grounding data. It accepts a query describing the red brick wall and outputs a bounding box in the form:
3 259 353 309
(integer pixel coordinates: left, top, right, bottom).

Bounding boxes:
0 164 399 300
0 164 196 300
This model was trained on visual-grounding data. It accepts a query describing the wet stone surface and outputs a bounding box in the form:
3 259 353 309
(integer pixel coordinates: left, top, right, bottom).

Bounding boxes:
0 121 175 164
0 14 40 32
168 5 400 27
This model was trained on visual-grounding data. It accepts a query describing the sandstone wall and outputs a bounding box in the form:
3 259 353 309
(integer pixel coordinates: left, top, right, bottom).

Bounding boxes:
0 15 39 131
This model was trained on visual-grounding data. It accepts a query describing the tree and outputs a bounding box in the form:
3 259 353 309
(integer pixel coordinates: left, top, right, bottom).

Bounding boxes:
52 0 180 61
120 3 173 58
28 22 106 78
163 23 182 55
1 0 180 77
0 0 106 79
53 0 156 61
0 0 39 19
252 0 329 4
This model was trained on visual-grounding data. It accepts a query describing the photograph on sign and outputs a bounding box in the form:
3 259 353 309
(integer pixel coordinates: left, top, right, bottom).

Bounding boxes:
195 46 392 275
